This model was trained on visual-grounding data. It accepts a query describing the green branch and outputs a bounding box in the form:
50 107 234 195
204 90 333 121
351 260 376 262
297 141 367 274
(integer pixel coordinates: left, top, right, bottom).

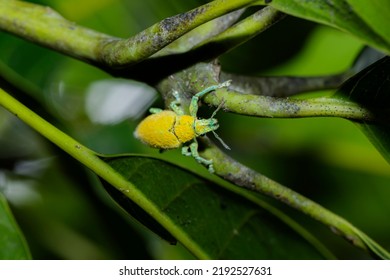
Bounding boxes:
0 0 111 65
0 1 285 85
154 9 247 57
220 72 349 97
152 6 285 68
119 6 286 83
98 0 260 67
0 0 260 68
191 6 286 58
159 62 374 122
204 89 374 121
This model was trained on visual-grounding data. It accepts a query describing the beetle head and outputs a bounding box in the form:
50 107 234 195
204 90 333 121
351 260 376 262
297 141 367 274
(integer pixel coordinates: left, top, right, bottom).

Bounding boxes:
194 118 219 136
193 101 230 150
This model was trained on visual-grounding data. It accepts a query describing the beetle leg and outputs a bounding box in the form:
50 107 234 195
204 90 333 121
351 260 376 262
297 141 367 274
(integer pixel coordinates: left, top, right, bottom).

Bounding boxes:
170 90 184 115
189 80 231 117
181 145 191 157
188 141 214 173
149 108 163 114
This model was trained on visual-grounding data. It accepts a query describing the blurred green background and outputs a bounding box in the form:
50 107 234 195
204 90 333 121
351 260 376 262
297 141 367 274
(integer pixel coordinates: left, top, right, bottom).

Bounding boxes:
0 0 389 259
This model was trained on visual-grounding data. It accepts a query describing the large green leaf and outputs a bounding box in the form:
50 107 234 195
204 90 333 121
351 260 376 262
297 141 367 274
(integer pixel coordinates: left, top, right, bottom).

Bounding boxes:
101 155 332 259
0 192 31 259
260 0 390 55
345 0 390 48
336 56 390 162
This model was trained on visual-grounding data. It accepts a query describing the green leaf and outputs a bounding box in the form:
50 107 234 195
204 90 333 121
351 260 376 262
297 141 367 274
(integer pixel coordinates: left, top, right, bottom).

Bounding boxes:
345 0 390 47
101 155 332 259
262 0 390 55
354 230 390 260
336 56 390 163
0 192 31 259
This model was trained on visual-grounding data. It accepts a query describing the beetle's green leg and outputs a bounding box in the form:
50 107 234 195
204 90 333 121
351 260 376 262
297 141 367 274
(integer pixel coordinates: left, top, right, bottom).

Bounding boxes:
181 146 191 157
149 108 163 114
189 80 231 117
187 141 214 173
170 90 184 115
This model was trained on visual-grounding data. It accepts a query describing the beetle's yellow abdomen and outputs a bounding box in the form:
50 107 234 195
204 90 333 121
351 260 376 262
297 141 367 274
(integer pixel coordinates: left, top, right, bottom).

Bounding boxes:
134 110 181 149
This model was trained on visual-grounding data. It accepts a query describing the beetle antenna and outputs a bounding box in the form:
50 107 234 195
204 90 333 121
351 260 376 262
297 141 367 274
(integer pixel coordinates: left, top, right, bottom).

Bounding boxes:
212 130 231 150
211 99 225 118
209 99 230 150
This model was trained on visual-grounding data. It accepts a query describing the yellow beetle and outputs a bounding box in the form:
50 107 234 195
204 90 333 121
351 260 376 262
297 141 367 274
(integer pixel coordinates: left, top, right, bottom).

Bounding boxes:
134 81 231 172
